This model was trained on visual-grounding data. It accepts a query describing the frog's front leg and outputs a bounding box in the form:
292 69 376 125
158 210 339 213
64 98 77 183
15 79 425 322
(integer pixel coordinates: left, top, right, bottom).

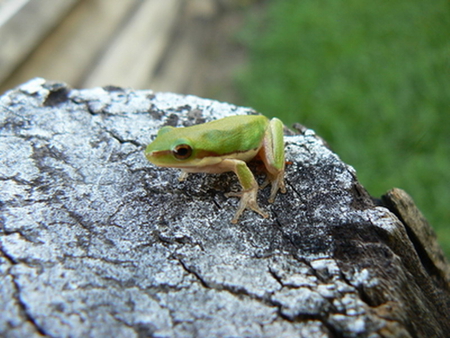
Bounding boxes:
219 159 268 223
178 171 189 182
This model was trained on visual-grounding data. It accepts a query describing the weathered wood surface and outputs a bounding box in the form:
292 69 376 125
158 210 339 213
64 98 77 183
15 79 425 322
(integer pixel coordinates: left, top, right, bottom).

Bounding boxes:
1 78 449 338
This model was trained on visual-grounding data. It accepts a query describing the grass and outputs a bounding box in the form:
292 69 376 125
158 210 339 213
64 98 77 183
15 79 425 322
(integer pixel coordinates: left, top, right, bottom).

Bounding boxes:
235 0 450 256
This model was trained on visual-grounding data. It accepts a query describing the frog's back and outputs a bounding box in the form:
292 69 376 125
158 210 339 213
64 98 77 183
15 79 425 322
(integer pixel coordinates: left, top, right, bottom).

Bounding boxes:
185 115 269 155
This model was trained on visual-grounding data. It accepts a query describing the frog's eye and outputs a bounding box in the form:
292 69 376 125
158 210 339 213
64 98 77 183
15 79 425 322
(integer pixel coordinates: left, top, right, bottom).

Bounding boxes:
173 144 192 160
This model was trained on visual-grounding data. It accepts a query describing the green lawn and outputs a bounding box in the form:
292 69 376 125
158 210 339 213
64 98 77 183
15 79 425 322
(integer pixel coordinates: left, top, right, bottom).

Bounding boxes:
236 0 450 256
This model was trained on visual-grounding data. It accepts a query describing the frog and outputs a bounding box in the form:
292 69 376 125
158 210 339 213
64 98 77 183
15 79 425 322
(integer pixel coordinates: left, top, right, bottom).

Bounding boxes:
145 115 286 223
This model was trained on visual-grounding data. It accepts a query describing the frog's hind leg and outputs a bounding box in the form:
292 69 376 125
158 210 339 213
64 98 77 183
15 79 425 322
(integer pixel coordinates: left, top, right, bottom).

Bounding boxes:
259 118 286 203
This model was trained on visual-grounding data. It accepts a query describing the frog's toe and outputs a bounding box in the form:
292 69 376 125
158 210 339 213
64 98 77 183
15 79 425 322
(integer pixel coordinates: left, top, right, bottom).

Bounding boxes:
230 189 268 223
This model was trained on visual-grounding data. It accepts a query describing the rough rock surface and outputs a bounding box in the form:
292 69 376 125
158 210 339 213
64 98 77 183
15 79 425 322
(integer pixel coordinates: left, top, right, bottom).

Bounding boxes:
1 78 449 338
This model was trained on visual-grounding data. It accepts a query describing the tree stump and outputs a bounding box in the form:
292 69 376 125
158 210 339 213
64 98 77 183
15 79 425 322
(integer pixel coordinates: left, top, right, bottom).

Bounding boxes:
1 78 449 338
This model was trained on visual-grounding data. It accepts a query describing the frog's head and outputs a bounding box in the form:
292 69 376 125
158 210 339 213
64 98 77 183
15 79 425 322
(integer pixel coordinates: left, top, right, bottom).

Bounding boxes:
145 126 194 167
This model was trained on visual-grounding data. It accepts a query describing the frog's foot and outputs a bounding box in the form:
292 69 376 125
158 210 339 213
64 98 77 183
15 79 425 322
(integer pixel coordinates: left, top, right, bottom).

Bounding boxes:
268 171 286 203
261 171 286 203
226 189 268 223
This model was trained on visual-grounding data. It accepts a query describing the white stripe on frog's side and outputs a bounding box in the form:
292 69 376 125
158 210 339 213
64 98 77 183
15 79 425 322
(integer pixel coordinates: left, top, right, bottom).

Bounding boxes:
166 147 261 173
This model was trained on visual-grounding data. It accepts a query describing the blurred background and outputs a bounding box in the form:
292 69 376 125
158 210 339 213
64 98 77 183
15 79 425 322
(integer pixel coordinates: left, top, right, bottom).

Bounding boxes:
1 0 449 256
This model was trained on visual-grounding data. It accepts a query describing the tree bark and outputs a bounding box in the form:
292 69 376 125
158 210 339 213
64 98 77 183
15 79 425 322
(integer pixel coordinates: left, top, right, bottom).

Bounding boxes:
1 78 449 338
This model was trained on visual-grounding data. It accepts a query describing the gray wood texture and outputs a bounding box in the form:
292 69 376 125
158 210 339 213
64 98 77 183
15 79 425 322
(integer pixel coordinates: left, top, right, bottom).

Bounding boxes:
1 78 449 337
